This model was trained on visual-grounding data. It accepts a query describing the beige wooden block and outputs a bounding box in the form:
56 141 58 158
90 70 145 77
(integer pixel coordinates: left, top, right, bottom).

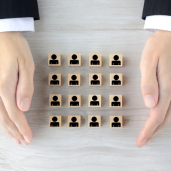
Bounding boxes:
88 115 101 128
109 54 123 67
110 73 123 86
68 53 81 66
49 74 61 86
109 95 122 107
48 53 61 66
68 115 81 128
110 116 123 128
88 95 101 107
49 115 62 128
89 73 102 86
89 54 102 67
49 94 62 107
68 95 81 107
68 74 80 86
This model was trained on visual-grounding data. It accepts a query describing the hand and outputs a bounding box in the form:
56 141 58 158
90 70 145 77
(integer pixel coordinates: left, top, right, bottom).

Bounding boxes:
136 30 171 148
0 32 34 146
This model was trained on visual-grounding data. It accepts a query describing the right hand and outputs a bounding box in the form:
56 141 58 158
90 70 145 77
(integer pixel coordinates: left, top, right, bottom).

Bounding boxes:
0 32 35 146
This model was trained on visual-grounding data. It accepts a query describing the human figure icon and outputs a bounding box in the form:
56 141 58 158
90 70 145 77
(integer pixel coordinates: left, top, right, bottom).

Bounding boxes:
70 96 79 106
70 54 79 65
112 75 121 85
69 117 79 127
90 96 99 106
112 55 121 65
50 116 60 127
91 55 100 65
49 54 58 65
90 117 99 127
111 96 120 106
91 75 100 85
69 75 79 85
50 75 59 85
112 117 121 127
51 96 60 106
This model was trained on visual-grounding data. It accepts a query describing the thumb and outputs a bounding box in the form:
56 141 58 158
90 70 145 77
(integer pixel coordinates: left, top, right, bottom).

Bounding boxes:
17 60 34 111
140 55 159 108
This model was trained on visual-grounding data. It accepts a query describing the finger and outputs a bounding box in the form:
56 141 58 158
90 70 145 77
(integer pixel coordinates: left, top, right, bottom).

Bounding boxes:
0 80 33 144
140 52 159 108
0 97 27 145
136 83 170 148
145 101 171 145
17 58 34 111
0 124 21 145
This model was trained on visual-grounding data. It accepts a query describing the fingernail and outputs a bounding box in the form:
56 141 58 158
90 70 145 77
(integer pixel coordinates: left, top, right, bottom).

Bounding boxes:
23 135 31 143
20 139 28 146
20 98 30 111
12 138 20 145
144 95 156 108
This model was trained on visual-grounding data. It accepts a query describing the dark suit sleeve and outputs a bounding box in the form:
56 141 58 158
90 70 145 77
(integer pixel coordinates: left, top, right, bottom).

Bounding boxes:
0 0 40 20
142 0 171 20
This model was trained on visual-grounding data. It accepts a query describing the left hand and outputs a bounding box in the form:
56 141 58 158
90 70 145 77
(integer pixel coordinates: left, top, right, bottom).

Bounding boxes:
136 30 171 148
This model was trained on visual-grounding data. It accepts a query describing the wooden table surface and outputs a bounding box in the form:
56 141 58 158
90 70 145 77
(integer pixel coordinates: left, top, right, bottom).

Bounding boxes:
1 0 171 171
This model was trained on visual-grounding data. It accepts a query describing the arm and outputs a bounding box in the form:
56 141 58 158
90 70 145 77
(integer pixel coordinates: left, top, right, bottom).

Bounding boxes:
136 0 171 148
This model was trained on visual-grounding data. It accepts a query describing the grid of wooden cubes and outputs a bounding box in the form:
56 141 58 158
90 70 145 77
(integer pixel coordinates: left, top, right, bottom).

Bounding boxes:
48 53 124 128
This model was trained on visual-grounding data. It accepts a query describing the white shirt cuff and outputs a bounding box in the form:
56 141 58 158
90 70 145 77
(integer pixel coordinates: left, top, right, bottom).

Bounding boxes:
144 15 171 32
0 17 34 32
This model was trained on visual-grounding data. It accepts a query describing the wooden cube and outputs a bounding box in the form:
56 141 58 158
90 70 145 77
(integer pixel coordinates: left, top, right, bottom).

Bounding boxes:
110 116 123 128
68 95 81 107
88 95 101 107
109 95 122 107
89 54 102 67
89 73 102 86
109 54 123 67
68 115 81 128
68 74 80 86
110 73 123 86
49 94 62 107
48 53 61 66
88 115 101 128
49 74 61 86
49 115 62 128
68 53 81 66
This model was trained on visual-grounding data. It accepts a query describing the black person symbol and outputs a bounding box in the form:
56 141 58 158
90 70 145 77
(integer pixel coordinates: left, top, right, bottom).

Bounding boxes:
111 96 120 106
112 55 121 65
70 54 79 65
91 55 100 65
91 75 100 85
50 116 60 127
69 117 79 127
90 96 99 106
50 75 59 85
70 96 79 106
51 96 60 106
112 75 121 85
69 75 79 85
90 116 99 127
49 54 58 65
112 117 121 127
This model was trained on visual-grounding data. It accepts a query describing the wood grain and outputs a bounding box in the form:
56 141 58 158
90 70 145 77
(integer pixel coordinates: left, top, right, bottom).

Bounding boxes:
1 0 171 171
